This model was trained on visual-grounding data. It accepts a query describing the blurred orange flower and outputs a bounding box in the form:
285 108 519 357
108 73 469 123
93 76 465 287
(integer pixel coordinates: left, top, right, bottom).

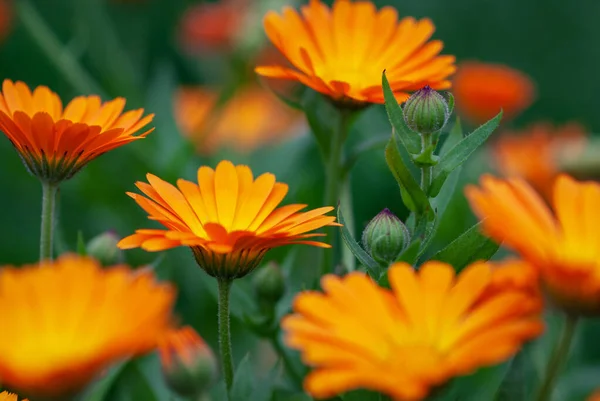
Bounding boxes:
0 0 12 43
0 254 175 399
492 122 586 199
175 85 301 154
0 392 27 401
118 160 338 279
0 80 154 184
467 174 600 316
283 260 542 400
256 0 455 106
588 390 600 401
453 61 535 125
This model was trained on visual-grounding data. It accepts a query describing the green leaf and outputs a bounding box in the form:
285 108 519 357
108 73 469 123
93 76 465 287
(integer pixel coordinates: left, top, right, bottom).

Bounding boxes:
301 89 339 157
430 112 502 197
230 354 254 401
437 361 513 401
385 134 433 219
431 222 500 270
447 93 455 115
80 363 126 401
337 206 381 277
76 231 87 256
396 239 421 265
381 72 421 155
343 389 386 401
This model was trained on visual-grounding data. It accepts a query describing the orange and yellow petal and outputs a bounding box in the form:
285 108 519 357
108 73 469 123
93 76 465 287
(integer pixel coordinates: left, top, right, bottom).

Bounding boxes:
256 0 455 105
0 392 27 401
0 254 175 398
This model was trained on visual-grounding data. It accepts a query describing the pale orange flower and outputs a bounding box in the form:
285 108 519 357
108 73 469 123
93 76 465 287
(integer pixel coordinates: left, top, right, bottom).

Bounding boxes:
256 0 455 106
453 61 535 125
0 254 175 398
118 160 338 279
283 261 543 400
466 174 600 315
492 122 586 199
0 80 154 183
0 392 27 401
174 85 301 154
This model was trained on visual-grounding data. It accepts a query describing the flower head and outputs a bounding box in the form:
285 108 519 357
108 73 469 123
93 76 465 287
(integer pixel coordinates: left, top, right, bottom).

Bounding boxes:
452 61 534 125
283 261 543 400
255 0 455 106
466 174 600 316
0 392 27 401
0 254 175 398
175 85 301 154
492 122 586 199
159 326 218 397
118 160 338 279
361 208 409 265
0 80 154 184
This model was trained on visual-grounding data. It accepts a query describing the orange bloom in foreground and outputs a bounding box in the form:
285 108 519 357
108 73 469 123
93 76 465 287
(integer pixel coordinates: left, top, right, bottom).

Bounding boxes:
493 122 586 198
453 61 534 125
118 160 338 279
175 85 301 154
0 392 27 401
284 261 543 400
0 80 154 183
466 174 600 315
0 254 175 398
256 0 455 105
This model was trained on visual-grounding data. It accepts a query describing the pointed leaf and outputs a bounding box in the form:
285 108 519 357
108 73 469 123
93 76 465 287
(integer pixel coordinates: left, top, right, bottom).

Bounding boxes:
337 206 381 276
76 231 87 256
230 354 254 401
430 112 502 197
431 222 500 270
395 239 421 265
382 72 421 155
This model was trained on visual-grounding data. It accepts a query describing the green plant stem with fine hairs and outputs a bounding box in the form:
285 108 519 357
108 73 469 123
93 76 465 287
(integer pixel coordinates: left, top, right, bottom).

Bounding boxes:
217 279 234 398
420 133 433 193
535 314 578 401
40 182 58 261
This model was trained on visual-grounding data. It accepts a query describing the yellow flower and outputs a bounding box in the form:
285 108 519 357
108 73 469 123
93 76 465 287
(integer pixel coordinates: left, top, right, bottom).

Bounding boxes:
466 174 600 315
0 80 153 183
283 261 543 400
118 160 338 279
0 392 27 401
0 254 175 398
255 0 455 106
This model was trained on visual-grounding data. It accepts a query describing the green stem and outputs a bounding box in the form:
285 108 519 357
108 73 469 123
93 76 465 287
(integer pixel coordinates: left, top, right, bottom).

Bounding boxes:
270 331 303 388
339 172 356 272
535 314 578 401
40 182 58 261
420 133 433 193
217 279 234 396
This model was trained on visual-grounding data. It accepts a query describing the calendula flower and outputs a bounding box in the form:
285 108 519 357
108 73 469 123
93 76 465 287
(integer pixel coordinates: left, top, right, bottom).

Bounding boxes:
175 85 301 154
588 390 600 401
452 61 535 125
255 0 455 106
466 174 600 316
118 160 338 279
492 122 586 199
0 79 154 184
0 254 175 398
283 261 543 400
0 392 27 401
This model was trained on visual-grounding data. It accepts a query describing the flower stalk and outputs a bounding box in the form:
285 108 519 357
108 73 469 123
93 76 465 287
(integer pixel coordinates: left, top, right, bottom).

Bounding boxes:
40 182 58 261
217 279 234 395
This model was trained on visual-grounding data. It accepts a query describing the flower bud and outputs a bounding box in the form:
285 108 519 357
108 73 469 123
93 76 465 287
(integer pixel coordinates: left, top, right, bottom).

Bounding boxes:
362 209 410 265
403 86 450 134
252 261 285 306
159 327 218 397
86 231 123 266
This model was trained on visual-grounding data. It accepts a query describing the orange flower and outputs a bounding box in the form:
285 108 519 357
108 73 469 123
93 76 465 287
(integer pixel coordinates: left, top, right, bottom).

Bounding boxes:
159 326 218 396
0 80 154 184
118 160 338 279
174 85 301 154
0 0 12 43
0 392 27 401
452 61 535 125
283 261 542 400
466 174 600 316
0 254 175 398
492 122 586 199
588 390 600 401
255 0 455 106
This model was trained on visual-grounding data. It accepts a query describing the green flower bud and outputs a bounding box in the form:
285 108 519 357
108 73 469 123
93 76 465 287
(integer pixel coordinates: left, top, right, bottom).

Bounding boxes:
253 261 285 306
362 209 410 265
86 231 123 266
403 86 450 134
159 326 218 397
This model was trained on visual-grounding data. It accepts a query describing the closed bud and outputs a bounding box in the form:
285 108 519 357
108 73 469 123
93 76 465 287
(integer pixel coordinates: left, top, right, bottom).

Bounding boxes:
403 86 450 134
362 209 410 265
159 326 218 397
253 261 285 306
86 231 123 266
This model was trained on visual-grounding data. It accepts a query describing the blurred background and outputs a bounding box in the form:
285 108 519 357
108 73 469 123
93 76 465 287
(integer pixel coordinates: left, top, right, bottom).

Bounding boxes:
1 0 600 399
